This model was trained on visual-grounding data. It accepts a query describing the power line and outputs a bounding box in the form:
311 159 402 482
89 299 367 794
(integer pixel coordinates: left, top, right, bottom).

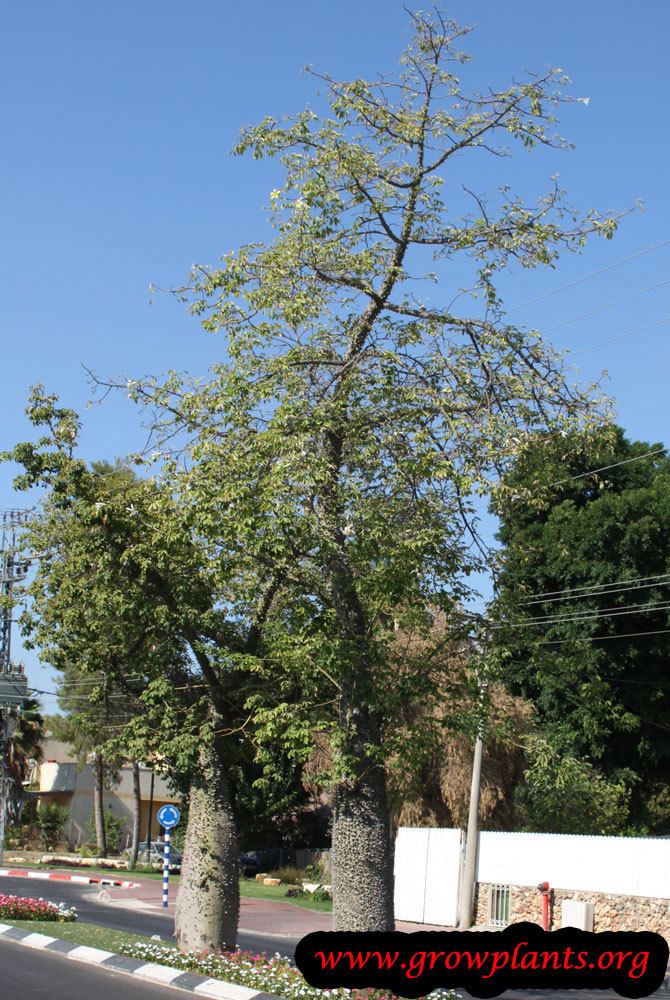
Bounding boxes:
499 599 670 630
551 447 666 487
568 316 670 357
522 571 670 601
508 239 670 314
543 278 670 335
536 626 670 646
600 674 670 688
523 573 670 605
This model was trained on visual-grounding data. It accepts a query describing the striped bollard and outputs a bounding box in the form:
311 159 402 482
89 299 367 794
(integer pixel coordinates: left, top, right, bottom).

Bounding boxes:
162 831 171 908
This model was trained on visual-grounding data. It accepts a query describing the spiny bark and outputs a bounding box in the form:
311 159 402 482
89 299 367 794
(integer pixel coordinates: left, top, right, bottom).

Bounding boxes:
93 751 107 857
175 741 240 951
130 757 141 867
332 735 395 931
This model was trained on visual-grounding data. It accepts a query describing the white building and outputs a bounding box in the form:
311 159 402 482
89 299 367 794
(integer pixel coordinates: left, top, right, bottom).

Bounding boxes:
36 736 179 849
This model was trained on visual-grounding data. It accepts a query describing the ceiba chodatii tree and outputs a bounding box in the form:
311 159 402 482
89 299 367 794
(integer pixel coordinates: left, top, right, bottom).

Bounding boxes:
115 10 619 930
5 399 273 951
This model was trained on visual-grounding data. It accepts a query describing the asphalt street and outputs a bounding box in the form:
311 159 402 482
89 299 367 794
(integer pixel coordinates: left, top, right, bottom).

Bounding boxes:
1 879 667 1000
0 936 665 1000
0 876 297 958
0 937 188 998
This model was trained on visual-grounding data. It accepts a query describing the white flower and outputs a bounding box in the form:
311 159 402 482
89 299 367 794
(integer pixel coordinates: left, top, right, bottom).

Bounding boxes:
577 96 591 106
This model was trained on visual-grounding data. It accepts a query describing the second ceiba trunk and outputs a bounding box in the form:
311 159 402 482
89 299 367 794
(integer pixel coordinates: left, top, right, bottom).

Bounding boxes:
332 700 395 932
175 739 240 951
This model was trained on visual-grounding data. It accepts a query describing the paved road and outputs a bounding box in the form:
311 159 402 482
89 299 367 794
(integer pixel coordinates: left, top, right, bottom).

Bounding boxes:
0 876 297 957
0 937 185 999
2 877 667 1000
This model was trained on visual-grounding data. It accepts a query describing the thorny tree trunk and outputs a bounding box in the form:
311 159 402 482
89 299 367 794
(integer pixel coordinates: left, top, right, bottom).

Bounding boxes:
322 430 396 932
93 751 107 858
332 701 395 932
175 739 240 951
130 757 141 867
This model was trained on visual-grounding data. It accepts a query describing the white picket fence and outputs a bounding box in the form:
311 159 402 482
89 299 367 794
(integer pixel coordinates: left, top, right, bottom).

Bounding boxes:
393 826 670 927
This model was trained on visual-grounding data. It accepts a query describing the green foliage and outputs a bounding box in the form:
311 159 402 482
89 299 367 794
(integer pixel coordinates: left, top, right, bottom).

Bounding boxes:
492 426 670 832
3 9 624 922
77 844 100 858
517 736 634 835
88 808 126 855
267 866 308 885
37 802 70 850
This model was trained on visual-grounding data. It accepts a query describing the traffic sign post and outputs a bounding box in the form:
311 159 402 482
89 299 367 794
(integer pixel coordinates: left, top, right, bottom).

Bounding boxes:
156 805 180 909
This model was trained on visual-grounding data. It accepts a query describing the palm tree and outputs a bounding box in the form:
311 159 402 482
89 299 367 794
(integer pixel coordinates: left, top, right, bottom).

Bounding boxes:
6 697 45 825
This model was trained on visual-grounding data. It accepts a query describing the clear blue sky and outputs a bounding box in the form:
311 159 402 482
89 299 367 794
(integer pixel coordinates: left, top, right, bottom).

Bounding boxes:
2 1 669 709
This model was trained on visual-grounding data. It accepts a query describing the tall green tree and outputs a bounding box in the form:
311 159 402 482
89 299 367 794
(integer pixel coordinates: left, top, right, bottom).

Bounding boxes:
491 426 670 833
5 394 274 950
117 9 619 929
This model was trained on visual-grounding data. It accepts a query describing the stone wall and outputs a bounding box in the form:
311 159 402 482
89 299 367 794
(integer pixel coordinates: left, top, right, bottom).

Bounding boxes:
474 882 670 939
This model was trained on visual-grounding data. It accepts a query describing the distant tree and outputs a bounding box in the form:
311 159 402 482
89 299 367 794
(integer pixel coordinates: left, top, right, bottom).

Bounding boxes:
518 735 634 835
492 426 670 833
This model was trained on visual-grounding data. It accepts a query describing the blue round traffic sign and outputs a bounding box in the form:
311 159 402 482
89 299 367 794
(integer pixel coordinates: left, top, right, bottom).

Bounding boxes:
157 804 181 829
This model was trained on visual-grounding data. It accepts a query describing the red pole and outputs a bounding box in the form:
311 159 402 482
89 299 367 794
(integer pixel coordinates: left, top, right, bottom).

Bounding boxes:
537 881 551 930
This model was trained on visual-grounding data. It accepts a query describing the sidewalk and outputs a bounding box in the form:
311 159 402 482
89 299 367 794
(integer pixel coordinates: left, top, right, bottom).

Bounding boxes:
123 877 454 934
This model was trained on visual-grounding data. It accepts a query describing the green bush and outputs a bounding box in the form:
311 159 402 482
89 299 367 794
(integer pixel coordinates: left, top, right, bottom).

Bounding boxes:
37 802 70 850
88 807 126 854
267 866 308 885
77 844 99 858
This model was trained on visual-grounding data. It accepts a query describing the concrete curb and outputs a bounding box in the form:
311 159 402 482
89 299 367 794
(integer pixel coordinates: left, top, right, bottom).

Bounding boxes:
0 867 141 889
0 922 280 999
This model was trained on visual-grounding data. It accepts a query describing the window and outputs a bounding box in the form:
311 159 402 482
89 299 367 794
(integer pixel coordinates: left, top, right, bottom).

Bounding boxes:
488 883 511 927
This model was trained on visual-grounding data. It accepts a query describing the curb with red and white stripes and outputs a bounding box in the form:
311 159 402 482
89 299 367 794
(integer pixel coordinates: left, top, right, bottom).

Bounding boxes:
0 867 141 889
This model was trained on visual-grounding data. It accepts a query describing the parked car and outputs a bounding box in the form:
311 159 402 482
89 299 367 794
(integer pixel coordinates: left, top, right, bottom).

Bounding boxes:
240 852 260 877
129 840 183 872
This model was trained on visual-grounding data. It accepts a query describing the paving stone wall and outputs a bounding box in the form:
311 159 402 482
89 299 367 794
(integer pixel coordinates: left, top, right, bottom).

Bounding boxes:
474 882 670 939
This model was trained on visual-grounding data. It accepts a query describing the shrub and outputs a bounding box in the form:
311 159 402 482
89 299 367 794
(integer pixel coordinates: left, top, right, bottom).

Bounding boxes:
37 802 70 850
266 866 308 885
0 893 76 922
88 807 126 854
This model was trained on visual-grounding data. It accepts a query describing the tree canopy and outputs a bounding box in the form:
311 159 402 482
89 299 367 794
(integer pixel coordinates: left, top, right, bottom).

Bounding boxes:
492 426 670 833
6 7 623 938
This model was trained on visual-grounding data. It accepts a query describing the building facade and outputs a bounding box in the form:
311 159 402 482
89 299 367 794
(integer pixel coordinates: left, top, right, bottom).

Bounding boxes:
37 737 179 850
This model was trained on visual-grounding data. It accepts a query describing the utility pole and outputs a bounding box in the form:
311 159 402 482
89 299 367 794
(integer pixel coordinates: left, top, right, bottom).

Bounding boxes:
0 511 31 864
146 766 155 848
458 712 485 928
458 644 489 930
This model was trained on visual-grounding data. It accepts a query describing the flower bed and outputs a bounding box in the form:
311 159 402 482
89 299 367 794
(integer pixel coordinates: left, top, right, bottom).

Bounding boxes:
0 893 77 922
119 942 453 1000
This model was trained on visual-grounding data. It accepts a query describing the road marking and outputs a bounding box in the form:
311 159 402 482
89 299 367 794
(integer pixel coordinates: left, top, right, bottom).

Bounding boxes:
194 980 262 1000
67 945 116 963
134 962 185 984
18 932 58 948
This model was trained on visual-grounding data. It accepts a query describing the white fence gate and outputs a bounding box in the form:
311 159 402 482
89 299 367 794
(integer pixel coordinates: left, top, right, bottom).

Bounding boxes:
394 826 462 926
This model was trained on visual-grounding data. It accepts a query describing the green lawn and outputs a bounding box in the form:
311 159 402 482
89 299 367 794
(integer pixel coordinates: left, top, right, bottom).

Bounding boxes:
1 918 173 953
239 879 332 913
